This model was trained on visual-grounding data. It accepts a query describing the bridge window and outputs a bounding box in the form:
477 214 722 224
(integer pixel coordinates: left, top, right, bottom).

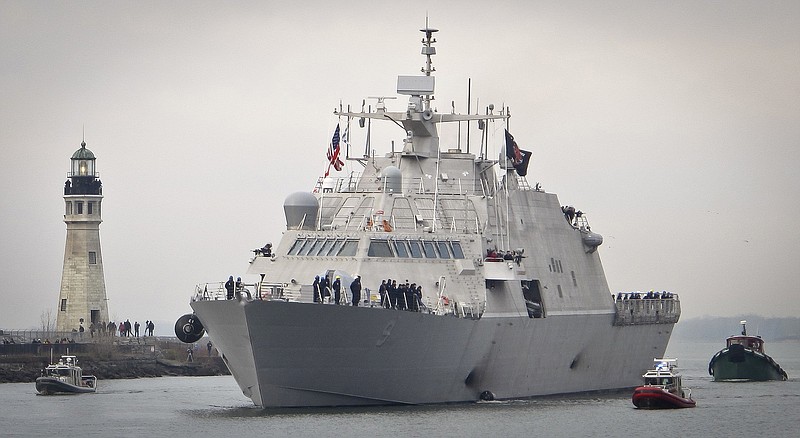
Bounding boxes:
408 241 423 258
338 239 358 256
88 202 94 215
393 240 409 258
326 239 345 256
76 202 83 214
316 238 335 256
436 241 451 259
65 201 72 215
60 299 67 311
368 239 393 257
450 241 465 259
89 251 97 264
422 241 437 258
300 239 321 256
288 238 306 255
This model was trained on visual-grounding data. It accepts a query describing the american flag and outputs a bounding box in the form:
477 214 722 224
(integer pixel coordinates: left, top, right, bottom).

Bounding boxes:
327 124 344 172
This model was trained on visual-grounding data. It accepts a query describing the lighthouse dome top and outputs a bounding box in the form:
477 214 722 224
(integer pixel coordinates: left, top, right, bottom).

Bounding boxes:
71 141 96 160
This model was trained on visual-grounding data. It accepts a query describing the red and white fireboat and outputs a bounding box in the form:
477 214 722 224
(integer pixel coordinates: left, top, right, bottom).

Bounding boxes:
632 358 696 409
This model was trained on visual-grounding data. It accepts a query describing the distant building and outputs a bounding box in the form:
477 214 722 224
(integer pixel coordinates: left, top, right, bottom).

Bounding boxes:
56 141 110 333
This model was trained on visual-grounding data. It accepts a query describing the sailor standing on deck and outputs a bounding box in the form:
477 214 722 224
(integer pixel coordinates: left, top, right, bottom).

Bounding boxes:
320 275 330 303
312 276 322 303
225 276 235 300
350 276 362 307
379 280 388 308
332 276 342 305
235 277 243 297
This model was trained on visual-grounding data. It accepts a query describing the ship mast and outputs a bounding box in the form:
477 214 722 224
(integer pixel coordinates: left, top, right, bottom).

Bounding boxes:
420 24 437 112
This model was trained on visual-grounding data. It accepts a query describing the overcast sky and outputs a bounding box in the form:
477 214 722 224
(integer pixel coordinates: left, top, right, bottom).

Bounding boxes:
1 1 798 332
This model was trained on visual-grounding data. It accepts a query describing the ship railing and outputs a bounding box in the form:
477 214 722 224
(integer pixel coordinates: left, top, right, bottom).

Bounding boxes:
193 281 296 302
315 172 494 197
192 282 256 302
257 281 296 301
613 296 681 326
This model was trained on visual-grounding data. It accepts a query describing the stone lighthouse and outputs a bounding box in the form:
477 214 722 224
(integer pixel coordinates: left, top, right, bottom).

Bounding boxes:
56 141 110 333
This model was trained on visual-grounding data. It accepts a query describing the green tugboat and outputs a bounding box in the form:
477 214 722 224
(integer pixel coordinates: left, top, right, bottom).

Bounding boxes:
708 320 788 381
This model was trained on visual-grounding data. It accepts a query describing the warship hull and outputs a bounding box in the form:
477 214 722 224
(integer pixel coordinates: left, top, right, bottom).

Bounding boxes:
192 299 672 407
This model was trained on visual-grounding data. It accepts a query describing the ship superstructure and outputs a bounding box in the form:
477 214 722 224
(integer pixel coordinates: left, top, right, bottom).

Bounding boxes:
180 25 681 408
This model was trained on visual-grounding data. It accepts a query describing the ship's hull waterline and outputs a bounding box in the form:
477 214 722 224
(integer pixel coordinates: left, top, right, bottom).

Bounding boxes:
192 299 672 407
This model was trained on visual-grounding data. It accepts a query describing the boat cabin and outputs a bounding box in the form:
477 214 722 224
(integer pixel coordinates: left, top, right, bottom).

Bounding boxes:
642 359 682 394
44 356 83 384
726 335 764 353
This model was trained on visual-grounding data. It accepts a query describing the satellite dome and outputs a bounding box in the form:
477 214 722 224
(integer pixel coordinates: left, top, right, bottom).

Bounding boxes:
381 166 402 193
283 191 319 230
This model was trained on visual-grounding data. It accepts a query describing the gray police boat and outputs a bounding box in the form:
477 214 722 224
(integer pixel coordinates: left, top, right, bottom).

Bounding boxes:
176 25 681 408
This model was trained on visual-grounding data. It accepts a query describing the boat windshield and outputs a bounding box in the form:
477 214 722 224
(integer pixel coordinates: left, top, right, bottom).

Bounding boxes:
645 377 673 386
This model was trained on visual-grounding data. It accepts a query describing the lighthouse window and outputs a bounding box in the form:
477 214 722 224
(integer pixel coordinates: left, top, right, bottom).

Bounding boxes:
338 239 358 256
88 202 94 215
60 299 67 311
436 241 451 259
76 202 83 214
368 239 393 257
422 241 437 258
88 251 97 264
393 240 409 258
408 240 423 258
66 202 72 215
450 242 465 259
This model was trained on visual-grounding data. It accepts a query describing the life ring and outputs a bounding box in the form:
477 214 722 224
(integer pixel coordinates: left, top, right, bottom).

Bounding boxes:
442 296 450 305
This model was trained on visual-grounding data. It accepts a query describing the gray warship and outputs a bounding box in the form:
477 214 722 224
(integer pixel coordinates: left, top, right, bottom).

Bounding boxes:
177 26 681 408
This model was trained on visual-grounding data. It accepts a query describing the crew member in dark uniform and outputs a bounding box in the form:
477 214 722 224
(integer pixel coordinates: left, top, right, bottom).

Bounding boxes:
350 276 361 306
379 280 388 308
320 275 330 303
225 275 235 299
332 276 342 305
389 280 398 309
313 276 321 302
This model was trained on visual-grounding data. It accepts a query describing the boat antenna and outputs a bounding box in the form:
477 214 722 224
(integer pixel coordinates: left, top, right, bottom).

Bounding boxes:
420 20 438 111
466 78 471 153
740 320 747 336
